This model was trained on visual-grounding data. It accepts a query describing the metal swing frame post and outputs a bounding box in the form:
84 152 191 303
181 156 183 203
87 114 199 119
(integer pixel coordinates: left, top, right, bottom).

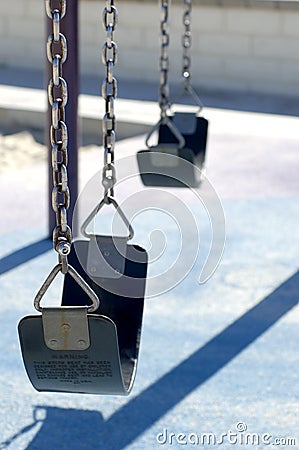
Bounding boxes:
46 0 79 238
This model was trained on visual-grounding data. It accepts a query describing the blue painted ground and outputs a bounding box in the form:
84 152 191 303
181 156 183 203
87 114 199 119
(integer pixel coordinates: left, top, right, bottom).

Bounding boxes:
0 110 298 450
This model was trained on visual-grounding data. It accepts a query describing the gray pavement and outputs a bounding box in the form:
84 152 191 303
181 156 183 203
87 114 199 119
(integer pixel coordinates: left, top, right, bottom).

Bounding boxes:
2 66 299 145
1 66 299 115
0 68 298 449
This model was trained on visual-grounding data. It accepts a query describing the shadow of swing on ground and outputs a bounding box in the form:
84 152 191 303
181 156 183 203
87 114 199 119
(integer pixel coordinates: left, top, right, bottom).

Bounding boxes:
0 239 52 276
1 270 297 450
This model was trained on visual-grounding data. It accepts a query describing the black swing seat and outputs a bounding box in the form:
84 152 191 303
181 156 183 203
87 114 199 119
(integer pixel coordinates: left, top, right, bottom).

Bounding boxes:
62 237 147 395
137 144 200 188
18 237 148 396
18 313 129 395
158 112 208 167
137 112 208 188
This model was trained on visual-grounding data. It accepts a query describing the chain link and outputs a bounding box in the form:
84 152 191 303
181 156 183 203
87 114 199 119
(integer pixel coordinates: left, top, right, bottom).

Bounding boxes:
46 0 72 265
31 1 101 313
182 0 192 83
159 0 171 119
102 0 118 201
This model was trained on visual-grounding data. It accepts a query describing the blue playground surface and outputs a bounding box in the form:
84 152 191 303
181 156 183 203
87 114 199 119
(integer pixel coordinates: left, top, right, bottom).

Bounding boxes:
0 71 298 449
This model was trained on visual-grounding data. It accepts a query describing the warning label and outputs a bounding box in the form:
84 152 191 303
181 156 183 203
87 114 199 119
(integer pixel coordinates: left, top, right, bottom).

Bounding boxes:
33 358 113 383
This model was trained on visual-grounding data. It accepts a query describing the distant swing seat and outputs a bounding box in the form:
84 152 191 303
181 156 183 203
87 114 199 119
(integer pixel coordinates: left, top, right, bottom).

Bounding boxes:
137 113 208 188
159 112 208 169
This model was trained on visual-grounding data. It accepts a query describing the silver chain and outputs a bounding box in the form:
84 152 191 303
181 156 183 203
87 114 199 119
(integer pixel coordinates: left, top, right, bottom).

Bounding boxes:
80 2 134 241
32 1 100 313
159 0 171 119
46 0 71 271
101 0 118 202
182 0 192 83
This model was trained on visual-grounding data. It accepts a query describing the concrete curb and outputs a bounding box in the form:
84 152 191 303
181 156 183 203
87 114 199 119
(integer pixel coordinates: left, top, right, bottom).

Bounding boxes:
2 84 299 144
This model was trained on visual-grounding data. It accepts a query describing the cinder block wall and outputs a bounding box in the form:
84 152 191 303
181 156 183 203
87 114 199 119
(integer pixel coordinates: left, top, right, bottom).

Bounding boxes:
1 0 299 95
0 1 44 69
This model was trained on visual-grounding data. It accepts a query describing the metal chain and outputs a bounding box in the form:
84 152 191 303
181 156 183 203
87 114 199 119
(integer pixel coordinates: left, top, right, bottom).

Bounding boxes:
37 1 100 311
102 0 118 202
79 2 134 241
182 0 192 84
46 0 71 271
159 0 171 119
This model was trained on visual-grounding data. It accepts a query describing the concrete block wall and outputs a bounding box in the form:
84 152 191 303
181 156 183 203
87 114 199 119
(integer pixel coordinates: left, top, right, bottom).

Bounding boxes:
1 0 299 95
0 1 44 71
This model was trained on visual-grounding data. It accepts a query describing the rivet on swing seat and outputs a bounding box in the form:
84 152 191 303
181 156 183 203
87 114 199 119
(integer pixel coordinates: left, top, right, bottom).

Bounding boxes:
18 310 132 395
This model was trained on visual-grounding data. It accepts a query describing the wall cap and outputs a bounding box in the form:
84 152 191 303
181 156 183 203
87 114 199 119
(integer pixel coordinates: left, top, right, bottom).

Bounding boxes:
83 0 299 10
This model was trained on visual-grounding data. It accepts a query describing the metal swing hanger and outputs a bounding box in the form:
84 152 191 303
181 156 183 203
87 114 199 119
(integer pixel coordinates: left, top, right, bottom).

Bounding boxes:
58 0 148 396
155 0 209 182
38 0 100 307
145 0 185 151
81 0 134 241
171 0 204 114
19 1 147 396
137 0 205 188
45 0 100 305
